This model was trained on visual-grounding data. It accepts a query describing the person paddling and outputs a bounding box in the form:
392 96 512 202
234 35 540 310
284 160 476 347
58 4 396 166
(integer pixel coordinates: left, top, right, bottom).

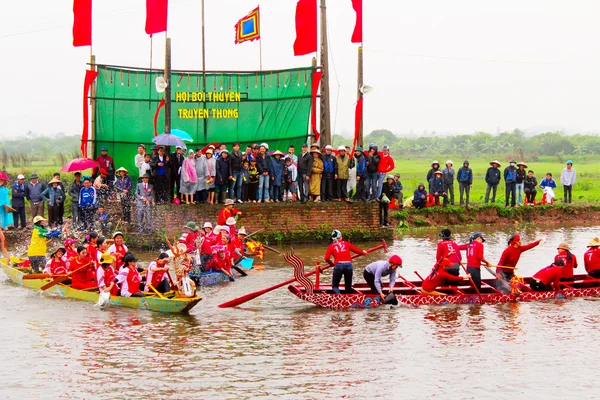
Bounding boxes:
465 233 492 291
363 255 402 301
324 230 367 294
116 253 145 297
44 247 68 277
69 246 96 290
421 258 470 296
97 253 118 296
555 242 578 281
436 228 466 278
530 258 565 291
584 237 600 278
28 216 49 273
496 235 543 282
145 253 171 293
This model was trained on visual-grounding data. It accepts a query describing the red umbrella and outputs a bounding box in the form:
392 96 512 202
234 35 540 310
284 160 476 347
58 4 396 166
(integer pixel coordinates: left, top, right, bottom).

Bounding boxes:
60 158 99 173
0 171 8 181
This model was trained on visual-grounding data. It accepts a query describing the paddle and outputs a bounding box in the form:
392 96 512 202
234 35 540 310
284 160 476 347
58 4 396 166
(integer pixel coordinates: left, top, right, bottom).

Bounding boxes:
23 273 53 280
40 262 92 291
218 239 388 308
460 264 484 303
232 256 248 277
483 264 513 293
244 228 265 240
147 283 166 299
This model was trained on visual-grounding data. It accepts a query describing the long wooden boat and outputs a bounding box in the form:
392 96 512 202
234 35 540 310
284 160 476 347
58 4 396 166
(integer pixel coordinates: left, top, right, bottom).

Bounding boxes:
0 260 202 313
288 274 600 309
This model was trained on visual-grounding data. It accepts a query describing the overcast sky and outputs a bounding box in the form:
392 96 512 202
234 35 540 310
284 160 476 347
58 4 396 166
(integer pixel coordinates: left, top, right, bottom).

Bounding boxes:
2 0 600 139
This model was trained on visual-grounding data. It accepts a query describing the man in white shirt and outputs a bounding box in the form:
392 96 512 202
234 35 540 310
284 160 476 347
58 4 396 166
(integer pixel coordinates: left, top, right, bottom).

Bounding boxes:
560 160 577 204
134 144 146 182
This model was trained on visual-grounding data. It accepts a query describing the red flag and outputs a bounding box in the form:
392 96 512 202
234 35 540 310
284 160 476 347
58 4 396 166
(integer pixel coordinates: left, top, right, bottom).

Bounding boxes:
352 97 363 155
81 70 99 158
311 70 323 142
294 0 317 56
145 0 168 36
351 0 362 43
153 98 165 136
73 0 92 47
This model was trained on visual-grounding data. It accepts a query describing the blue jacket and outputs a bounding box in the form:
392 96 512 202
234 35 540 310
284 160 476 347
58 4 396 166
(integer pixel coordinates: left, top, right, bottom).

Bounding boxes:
414 184 427 201
504 166 517 184
429 177 445 195
11 181 26 207
321 154 337 178
256 153 272 175
540 178 557 189
457 166 473 185
41 186 64 207
270 157 284 185
355 154 367 178
215 156 231 185
78 186 97 207
392 180 403 192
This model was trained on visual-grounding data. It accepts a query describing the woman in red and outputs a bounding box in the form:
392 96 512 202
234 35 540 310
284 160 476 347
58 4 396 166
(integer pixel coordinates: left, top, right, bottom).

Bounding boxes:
64 238 78 259
466 232 491 291
145 253 171 292
85 232 99 268
108 231 128 270
421 258 470 295
207 236 234 280
435 228 466 277
555 242 578 281
584 237 600 278
96 252 118 296
44 247 68 276
496 235 543 281
324 230 366 294
530 259 565 291
116 253 144 297
69 246 96 290
200 222 217 270
182 221 200 253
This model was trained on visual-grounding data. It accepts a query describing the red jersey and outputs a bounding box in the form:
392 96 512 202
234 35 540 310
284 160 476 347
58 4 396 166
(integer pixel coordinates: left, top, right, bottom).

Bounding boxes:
124 266 142 295
436 240 465 265
146 261 167 288
87 244 99 267
466 241 485 268
377 153 395 174
108 244 128 269
201 233 217 255
69 256 96 290
48 257 68 275
422 269 464 292
217 208 241 226
184 231 199 253
554 253 578 279
324 241 363 264
584 247 600 274
496 240 540 274
533 265 562 289
96 266 118 295
207 250 231 272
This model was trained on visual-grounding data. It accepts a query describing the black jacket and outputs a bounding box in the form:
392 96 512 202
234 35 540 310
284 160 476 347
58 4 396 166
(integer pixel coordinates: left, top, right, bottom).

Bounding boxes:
380 181 394 200
256 153 272 175
229 150 243 172
150 154 172 179
215 156 230 185
485 167 501 185
298 151 313 175
366 151 380 174
516 168 526 184
524 176 537 191
171 152 185 178
429 177 445 195
426 167 440 183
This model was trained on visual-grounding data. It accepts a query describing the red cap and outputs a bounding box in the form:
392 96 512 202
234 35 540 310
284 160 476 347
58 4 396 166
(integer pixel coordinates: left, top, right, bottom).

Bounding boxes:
389 255 402 265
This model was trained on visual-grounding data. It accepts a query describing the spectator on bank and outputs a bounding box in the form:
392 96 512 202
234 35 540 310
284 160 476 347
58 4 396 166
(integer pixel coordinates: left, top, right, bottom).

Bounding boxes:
256 144 271 203
524 170 538 204
540 173 557 190
504 160 518 207
215 149 231 204
204 149 217 204
95 206 114 235
442 160 455 206
180 150 198 205
41 177 64 228
241 160 251 202
285 156 298 202
457 160 473 206
68 172 82 228
560 160 576 204
392 174 403 207
94 169 110 203
426 161 441 189
516 162 527 205
229 142 244 202
413 183 427 209
247 159 259 202
136 173 154 233
379 175 395 227
309 149 324 202
353 147 367 201
171 146 185 201
269 150 285 202
429 170 448 207
336 146 352 202
11 174 27 230
134 144 146 182
0 177 13 230
115 167 132 223
140 153 152 183
150 146 171 205
78 177 97 231
25 173 47 221
95 147 116 191
52 173 65 225
366 144 380 201
321 145 337 202
484 160 501 204
297 144 312 203
376 145 395 199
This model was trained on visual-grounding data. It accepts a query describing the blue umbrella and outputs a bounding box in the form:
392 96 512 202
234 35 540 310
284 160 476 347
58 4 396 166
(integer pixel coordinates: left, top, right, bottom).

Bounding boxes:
169 128 193 142
152 133 186 147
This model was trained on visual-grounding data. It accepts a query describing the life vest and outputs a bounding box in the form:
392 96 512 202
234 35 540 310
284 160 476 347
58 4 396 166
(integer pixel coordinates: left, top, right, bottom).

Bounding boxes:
126 266 142 295
111 244 128 269
148 261 167 288
97 266 118 296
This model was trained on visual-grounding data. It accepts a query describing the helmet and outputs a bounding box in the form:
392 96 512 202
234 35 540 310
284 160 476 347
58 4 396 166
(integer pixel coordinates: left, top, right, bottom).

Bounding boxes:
470 232 485 243
439 229 451 240
463 160 469 165
338 145 346 151
331 230 342 240
260 142 269 150
389 255 403 266
446 160 453 166
203 222 213 229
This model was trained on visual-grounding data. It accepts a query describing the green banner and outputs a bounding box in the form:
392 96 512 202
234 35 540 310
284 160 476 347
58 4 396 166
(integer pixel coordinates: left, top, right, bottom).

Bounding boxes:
94 65 313 174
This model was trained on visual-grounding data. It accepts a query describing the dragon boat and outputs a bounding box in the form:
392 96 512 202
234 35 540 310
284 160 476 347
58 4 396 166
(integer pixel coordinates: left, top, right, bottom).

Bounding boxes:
0 259 202 313
288 275 600 309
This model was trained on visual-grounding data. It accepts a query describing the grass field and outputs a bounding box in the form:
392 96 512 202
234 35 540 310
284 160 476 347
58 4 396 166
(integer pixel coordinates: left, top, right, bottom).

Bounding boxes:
390 156 600 204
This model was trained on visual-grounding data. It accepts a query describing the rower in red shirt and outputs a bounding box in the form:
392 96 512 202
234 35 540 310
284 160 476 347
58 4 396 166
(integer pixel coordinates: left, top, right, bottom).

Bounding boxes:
465 232 491 291
584 237 600 278
108 231 129 270
69 246 96 290
496 235 543 281
436 228 467 277
145 253 171 293
217 199 242 226
530 259 564 291
554 242 578 281
421 258 470 295
97 252 118 296
116 253 144 297
44 247 68 276
324 230 366 294
182 221 200 253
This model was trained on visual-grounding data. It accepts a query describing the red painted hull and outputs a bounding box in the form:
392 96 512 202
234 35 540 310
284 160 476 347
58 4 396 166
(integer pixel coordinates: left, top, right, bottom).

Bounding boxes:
287 274 600 309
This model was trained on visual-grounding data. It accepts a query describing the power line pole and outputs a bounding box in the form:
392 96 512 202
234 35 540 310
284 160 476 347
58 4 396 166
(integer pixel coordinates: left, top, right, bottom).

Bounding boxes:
319 0 331 146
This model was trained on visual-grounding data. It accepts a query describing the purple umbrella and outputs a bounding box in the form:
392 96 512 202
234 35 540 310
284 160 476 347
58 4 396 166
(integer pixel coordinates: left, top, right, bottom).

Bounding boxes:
152 133 185 147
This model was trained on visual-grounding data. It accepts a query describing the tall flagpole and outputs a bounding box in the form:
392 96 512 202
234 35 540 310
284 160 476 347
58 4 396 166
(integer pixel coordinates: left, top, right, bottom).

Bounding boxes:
319 0 331 147
201 0 208 143
357 46 363 147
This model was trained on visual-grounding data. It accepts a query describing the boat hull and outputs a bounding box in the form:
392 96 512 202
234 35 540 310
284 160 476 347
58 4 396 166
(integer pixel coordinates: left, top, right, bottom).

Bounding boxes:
1 261 201 313
288 275 600 309
189 271 232 286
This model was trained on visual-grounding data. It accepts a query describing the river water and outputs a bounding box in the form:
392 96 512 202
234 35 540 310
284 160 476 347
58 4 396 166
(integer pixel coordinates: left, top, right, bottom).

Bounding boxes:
2 224 600 399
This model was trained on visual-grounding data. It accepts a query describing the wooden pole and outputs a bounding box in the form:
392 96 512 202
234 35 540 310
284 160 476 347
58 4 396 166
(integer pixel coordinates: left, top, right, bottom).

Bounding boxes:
357 46 364 147
90 54 97 159
164 37 172 135
319 0 331 147
201 0 208 143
